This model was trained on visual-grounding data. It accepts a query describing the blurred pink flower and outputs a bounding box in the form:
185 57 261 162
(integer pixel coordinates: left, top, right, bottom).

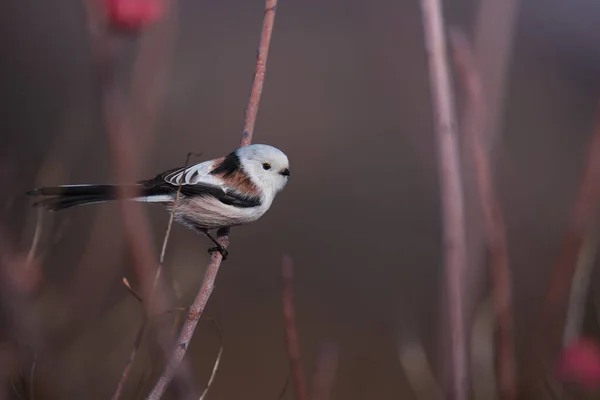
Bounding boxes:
104 0 163 31
557 337 600 390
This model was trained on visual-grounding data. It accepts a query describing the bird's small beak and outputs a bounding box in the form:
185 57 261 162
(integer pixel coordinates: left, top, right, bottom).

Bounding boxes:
280 168 290 177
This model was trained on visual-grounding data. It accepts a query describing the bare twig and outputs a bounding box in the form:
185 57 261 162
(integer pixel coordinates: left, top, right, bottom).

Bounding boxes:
540 103 600 358
399 340 443 400
152 151 198 297
123 277 144 303
198 320 224 400
563 235 598 344
112 319 147 400
113 149 195 399
309 342 339 400
281 255 307 400
147 231 229 400
240 0 279 147
419 0 468 398
25 208 43 267
449 29 517 400
146 1 280 397
472 0 518 150
28 353 36 400
277 378 290 400
82 1 197 397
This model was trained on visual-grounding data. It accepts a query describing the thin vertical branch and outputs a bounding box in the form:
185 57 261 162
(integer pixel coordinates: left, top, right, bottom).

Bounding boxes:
82 0 159 316
418 0 468 399
146 1 279 398
240 0 278 147
111 319 148 400
399 340 444 400
563 234 597 344
450 29 517 400
198 319 224 400
82 0 197 397
282 255 307 400
112 148 192 399
309 342 339 400
472 0 519 149
540 104 600 357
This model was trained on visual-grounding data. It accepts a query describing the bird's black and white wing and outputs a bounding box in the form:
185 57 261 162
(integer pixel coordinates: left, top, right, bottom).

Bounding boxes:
140 159 261 208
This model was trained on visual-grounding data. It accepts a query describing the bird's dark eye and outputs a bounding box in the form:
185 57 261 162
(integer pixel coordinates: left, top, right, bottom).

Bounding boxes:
262 163 271 170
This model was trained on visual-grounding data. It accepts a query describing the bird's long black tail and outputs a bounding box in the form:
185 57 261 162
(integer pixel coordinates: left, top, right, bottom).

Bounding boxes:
26 184 147 211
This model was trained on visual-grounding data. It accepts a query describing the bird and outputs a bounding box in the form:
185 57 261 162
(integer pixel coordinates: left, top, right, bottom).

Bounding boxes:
26 144 291 259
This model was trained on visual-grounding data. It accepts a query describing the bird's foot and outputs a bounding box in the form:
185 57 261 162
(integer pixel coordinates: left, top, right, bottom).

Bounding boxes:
208 245 229 260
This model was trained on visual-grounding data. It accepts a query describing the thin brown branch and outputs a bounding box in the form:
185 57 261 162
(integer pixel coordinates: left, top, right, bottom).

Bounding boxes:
152 151 197 298
198 319 224 400
419 0 468 398
113 148 194 399
398 340 443 400
539 103 600 361
123 277 144 303
25 207 43 267
82 0 197 397
282 255 307 400
309 342 339 400
112 319 148 400
277 378 290 400
563 235 597 344
28 353 35 400
240 0 278 147
147 232 228 400
449 29 517 400
146 1 280 397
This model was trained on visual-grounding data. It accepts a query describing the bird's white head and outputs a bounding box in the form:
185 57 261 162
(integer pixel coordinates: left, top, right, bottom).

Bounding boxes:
236 144 290 198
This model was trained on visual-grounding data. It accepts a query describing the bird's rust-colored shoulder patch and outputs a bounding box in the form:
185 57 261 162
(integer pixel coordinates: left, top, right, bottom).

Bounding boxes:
219 170 260 196
210 157 225 169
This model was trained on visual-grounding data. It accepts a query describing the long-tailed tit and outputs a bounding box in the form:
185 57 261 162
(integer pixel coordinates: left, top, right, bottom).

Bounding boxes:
26 144 291 259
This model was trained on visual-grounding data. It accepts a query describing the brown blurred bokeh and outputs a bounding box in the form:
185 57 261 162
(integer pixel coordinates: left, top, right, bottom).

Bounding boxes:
2 0 600 399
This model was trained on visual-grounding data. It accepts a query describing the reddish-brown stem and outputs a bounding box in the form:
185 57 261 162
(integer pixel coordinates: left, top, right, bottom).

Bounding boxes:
146 1 279 397
450 29 517 400
147 231 229 400
241 0 278 147
419 0 468 398
103 85 159 305
111 319 147 400
309 342 339 400
282 255 308 400
539 104 600 363
198 319 224 400
81 0 195 397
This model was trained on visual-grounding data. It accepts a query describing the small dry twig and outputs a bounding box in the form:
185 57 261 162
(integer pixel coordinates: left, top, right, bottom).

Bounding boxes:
198 319 224 400
563 234 598 344
419 0 468 398
25 208 43 267
113 150 196 400
399 340 443 400
146 0 280 397
28 353 35 400
538 103 600 366
449 28 517 400
282 255 307 400
111 319 148 400
309 342 339 400
82 1 196 397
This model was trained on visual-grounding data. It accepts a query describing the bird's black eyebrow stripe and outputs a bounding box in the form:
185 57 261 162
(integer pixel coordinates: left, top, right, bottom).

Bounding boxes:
209 151 241 177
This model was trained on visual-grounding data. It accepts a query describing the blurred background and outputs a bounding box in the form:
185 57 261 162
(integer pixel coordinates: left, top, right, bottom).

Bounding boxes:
2 0 600 398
